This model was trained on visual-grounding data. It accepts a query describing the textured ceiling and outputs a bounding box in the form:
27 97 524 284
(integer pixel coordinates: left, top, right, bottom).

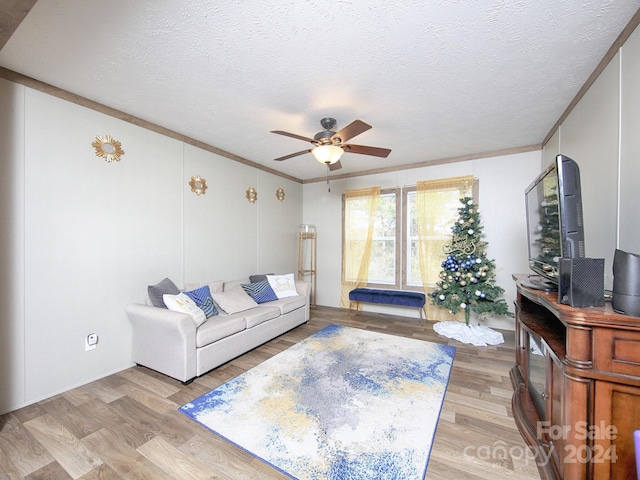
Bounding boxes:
1 0 639 181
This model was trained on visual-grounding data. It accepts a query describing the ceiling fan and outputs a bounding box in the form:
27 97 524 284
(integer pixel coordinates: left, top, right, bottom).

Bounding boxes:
271 117 391 171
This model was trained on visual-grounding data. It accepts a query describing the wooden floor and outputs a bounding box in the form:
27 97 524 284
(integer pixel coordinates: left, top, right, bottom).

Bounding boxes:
0 306 541 479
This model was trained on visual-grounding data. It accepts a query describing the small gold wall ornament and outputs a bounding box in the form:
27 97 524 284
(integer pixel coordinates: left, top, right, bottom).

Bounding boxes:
276 187 285 202
189 175 208 196
246 187 257 203
92 135 124 162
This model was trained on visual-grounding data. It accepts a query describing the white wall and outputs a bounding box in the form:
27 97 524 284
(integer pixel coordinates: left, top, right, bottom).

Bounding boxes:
0 80 303 413
620 24 640 254
553 53 620 289
544 22 640 289
255 171 302 275
303 151 542 330
23 88 183 402
0 78 26 411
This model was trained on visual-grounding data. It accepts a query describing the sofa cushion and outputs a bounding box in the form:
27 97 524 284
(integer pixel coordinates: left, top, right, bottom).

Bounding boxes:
241 280 278 304
266 273 298 299
262 294 306 315
183 285 218 317
163 293 207 327
196 315 246 348
184 280 224 294
148 277 180 308
212 286 258 314
243 305 281 328
223 279 248 292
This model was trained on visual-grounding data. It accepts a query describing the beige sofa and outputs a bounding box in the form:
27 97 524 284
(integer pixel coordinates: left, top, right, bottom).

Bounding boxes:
126 278 310 383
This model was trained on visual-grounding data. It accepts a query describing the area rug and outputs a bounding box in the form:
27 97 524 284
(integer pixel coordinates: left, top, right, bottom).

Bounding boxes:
179 324 456 479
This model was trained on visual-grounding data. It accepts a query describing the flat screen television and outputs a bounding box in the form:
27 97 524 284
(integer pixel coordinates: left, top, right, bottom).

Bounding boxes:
524 154 585 290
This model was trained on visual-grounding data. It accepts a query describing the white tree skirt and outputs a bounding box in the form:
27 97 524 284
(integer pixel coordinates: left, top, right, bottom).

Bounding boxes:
433 321 504 347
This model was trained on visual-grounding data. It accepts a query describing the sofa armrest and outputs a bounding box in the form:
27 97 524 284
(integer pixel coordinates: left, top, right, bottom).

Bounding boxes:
126 304 197 383
295 280 311 321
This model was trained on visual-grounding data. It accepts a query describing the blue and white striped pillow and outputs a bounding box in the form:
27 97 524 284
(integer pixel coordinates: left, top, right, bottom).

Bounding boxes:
183 285 218 317
241 280 278 304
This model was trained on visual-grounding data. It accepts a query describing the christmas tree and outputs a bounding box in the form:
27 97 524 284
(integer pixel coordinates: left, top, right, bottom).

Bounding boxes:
430 197 512 325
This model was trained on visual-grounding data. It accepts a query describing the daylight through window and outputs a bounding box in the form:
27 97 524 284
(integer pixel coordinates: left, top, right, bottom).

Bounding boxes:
342 177 476 293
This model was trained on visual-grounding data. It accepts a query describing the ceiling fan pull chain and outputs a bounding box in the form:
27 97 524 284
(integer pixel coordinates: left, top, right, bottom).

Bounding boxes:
326 163 331 193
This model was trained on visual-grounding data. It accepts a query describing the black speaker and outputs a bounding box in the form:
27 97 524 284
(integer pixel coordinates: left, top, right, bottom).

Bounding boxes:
558 258 605 307
612 249 640 317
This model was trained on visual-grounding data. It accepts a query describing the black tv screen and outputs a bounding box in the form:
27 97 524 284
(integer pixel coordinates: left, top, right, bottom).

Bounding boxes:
525 154 585 289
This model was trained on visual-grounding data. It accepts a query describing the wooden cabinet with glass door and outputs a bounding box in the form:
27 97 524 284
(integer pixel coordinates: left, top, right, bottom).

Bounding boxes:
511 274 640 480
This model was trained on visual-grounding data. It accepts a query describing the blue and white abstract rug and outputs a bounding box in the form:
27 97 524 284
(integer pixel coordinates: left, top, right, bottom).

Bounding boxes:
180 324 456 479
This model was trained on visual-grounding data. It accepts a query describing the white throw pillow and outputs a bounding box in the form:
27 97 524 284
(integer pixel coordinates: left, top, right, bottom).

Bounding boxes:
211 287 258 314
163 293 207 327
266 273 298 299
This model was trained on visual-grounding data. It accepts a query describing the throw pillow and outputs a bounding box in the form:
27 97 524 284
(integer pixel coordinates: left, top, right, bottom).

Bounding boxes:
211 287 258 315
163 293 207 327
266 273 298 299
183 285 218 317
249 273 274 283
184 280 224 294
241 280 278 304
148 277 180 308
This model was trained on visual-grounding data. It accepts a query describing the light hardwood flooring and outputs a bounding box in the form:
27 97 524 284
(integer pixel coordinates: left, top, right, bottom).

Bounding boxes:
0 307 541 479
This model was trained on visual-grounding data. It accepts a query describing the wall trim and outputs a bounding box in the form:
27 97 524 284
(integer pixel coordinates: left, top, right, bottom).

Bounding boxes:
0 67 543 187
0 67 303 184
302 144 542 183
543 7 640 147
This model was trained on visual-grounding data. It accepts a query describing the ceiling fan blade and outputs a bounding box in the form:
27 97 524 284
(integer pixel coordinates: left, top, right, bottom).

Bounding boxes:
274 149 311 161
328 160 342 171
332 120 371 143
271 130 316 143
344 144 391 158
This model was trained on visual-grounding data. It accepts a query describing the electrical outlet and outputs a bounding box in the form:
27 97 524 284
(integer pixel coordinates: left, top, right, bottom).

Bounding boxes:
85 333 98 351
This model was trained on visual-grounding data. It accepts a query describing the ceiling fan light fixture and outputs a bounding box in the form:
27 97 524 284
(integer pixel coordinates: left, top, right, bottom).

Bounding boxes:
312 144 343 165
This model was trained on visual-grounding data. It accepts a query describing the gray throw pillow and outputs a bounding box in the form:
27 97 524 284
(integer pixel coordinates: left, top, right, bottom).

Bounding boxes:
148 277 180 308
249 273 273 283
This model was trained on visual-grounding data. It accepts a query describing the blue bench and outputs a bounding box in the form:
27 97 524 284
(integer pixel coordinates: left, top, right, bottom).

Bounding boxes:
348 288 427 325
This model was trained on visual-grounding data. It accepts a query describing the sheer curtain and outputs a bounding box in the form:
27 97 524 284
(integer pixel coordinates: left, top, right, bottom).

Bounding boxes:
417 176 473 321
340 187 380 308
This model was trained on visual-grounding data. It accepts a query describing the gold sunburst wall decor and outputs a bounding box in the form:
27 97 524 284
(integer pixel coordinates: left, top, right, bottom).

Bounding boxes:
189 175 208 196
92 135 124 162
246 187 257 203
276 187 285 202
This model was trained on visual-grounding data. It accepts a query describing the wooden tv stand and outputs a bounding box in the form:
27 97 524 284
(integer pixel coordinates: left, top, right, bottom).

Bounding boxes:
511 274 640 480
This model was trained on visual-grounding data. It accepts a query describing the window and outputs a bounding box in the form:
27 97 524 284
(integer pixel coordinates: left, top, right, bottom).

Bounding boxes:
342 177 476 293
366 190 399 285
